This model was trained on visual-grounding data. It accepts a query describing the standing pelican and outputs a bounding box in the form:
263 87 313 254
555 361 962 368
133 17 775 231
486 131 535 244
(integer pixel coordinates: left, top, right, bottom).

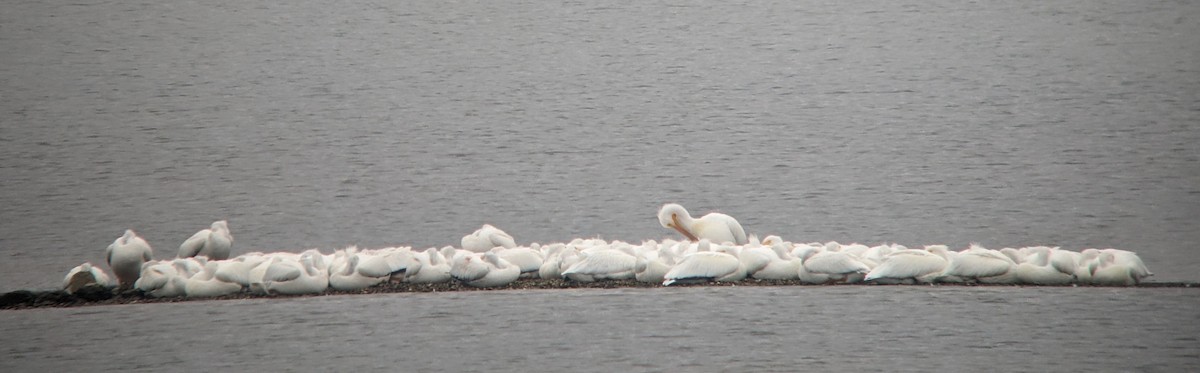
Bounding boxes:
657 203 748 245
105 229 154 290
178 220 234 260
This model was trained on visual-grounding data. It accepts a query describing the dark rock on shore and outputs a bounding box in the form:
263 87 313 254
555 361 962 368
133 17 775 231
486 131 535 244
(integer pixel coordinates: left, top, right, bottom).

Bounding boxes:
2 279 1195 310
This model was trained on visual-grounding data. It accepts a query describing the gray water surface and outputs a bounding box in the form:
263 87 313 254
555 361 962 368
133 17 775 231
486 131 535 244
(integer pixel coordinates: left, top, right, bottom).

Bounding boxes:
3 286 1199 372
1 0 1198 371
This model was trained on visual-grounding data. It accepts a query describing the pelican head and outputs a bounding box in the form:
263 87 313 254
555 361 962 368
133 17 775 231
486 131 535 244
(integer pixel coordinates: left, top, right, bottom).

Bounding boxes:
657 203 699 241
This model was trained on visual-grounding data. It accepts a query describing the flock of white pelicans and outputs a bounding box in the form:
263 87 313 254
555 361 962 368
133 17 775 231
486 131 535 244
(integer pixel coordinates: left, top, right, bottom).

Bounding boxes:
60 204 1154 299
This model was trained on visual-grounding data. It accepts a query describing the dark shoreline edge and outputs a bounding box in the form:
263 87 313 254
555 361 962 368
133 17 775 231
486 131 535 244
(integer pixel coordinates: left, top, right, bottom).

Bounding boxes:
3 279 1195 310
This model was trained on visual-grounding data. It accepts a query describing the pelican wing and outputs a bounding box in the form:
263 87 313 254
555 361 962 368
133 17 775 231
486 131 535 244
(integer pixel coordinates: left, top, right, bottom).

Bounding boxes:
264 261 302 283
561 250 636 276
805 252 870 275
178 230 209 258
865 251 947 281
488 231 517 250
450 255 489 282
355 254 394 278
664 252 739 282
105 243 115 267
947 252 1012 278
727 218 748 246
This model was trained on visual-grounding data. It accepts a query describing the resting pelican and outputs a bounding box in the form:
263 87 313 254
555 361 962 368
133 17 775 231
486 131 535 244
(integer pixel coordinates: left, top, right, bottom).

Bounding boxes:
657 203 749 245
461 224 517 253
328 250 389 291
105 229 154 290
864 249 948 284
357 247 419 282
740 239 801 280
634 241 675 283
496 247 544 278
258 254 330 295
663 240 747 286
1091 248 1152 282
406 247 452 284
214 253 269 287
62 262 114 294
1089 252 1139 286
183 261 242 298
135 260 186 298
450 251 520 288
1012 246 1075 285
803 249 871 284
178 220 234 260
933 244 1016 284
560 247 637 282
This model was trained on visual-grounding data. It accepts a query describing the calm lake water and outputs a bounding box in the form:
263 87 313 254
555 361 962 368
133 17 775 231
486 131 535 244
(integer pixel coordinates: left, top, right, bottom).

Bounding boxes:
1 0 1197 371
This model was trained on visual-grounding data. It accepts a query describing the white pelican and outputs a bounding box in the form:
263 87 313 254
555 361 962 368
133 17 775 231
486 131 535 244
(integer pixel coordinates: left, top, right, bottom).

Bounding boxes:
135 260 186 298
1089 252 1139 286
258 254 330 295
741 239 801 280
406 247 452 284
183 261 242 298
864 249 948 284
663 240 747 285
496 247 544 278
178 220 234 260
450 251 520 288
803 249 871 284
1095 248 1152 282
62 262 114 294
538 244 571 280
933 244 1016 284
105 229 154 290
214 253 268 287
634 242 675 283
560 247 637 281
657 203 748 245
328 251 388 291
357 247 419 282
172 257 207 279
1012 246 1075 285
461 224 517 253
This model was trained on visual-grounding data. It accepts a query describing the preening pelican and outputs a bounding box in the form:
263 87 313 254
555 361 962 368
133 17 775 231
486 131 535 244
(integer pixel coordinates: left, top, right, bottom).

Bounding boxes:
657 203 748 245
105 229 154 290
178 220 234 260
